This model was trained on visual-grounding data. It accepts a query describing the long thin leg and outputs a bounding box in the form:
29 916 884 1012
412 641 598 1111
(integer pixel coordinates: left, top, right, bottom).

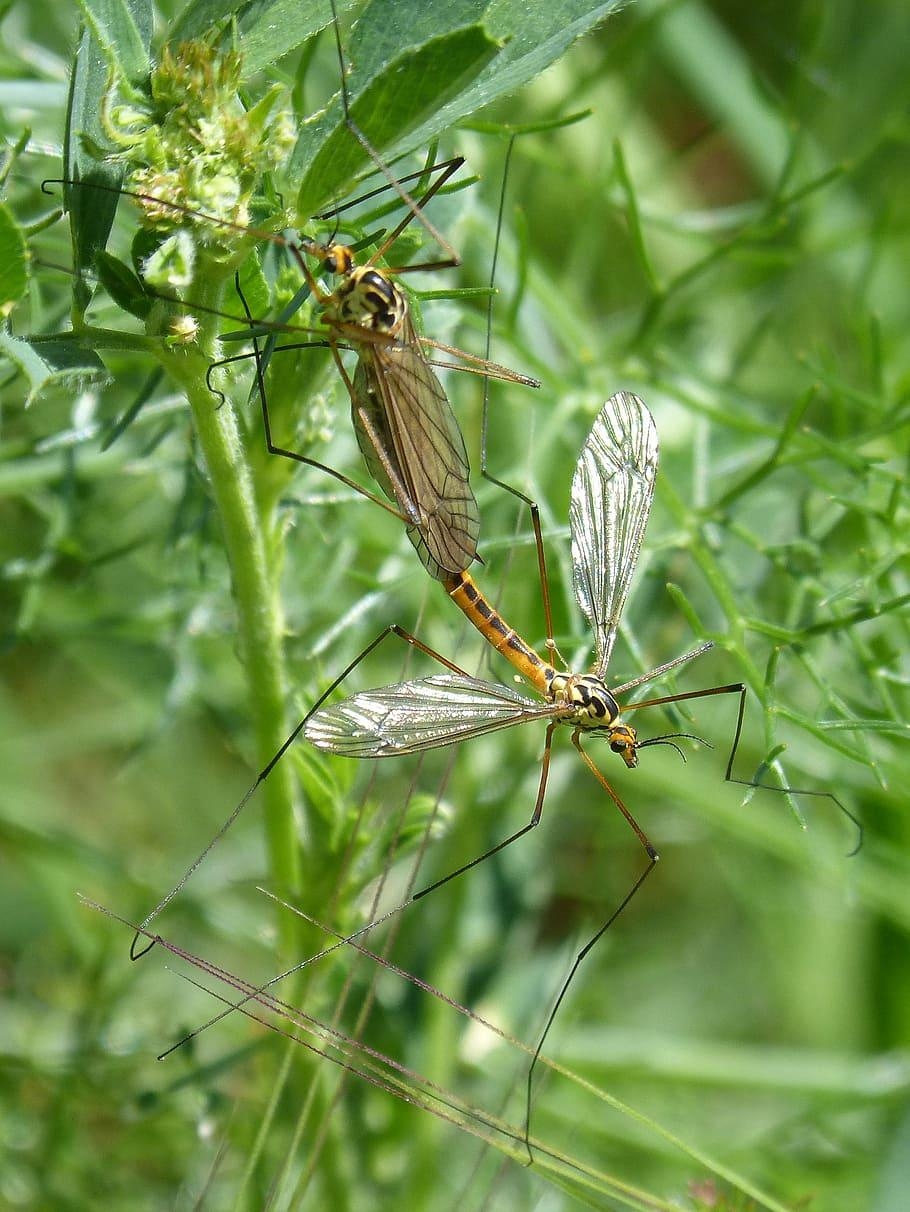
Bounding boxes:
414 720 557 900
328 0 460 267
624 681 862 852
313 154 468 225
479 133 520 495
152 718 561 1055
205 341 331 405
366 154 464 271
523 731 659 1163
129 622 473 960
416 338 538 387
524 858 655 1166
232 272 414 523
475 136 559 670
295 154 470 285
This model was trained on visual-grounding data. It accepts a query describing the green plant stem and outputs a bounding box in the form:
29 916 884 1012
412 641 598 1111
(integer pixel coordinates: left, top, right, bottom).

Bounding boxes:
158 274 303 957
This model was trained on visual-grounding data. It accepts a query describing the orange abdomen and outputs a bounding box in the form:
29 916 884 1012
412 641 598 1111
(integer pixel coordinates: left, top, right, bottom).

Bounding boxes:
444 572 552 695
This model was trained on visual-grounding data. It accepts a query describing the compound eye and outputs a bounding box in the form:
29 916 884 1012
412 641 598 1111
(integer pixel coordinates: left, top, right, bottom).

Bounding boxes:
609 726 637 764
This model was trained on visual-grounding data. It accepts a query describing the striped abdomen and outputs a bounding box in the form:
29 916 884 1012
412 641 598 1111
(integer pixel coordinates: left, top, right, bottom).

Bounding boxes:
442 572 632 761
443 571 553 695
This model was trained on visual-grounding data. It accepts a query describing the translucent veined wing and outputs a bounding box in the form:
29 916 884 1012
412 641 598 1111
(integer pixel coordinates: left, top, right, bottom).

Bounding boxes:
570 392 659 677
351 315 479 580
305 673 553 758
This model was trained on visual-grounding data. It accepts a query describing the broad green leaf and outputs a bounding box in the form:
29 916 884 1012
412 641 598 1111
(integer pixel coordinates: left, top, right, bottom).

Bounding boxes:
0 202 28 316
295 22 498 218
168 0 254 44
74 0 151 89
234 0 352 78
292 0 623 219
395 0 626 164
63 26 125 316
235 253 271 326
168 0 359 77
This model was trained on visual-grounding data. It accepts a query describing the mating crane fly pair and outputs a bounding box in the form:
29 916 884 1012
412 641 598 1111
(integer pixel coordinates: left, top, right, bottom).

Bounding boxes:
102 164 858 1053
143 386 857 1155
51 1 859 1158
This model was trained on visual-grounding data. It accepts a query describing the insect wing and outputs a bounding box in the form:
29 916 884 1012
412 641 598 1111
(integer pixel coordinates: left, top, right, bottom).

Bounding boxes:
305 673 550 757
570 392 659 676
352 318 479 580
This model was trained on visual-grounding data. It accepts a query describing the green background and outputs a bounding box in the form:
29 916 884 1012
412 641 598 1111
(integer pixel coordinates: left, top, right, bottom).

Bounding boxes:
1 0 908 1208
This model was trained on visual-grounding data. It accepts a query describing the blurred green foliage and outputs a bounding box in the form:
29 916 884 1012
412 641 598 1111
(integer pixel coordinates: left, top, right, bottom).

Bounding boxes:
2 0 909 1209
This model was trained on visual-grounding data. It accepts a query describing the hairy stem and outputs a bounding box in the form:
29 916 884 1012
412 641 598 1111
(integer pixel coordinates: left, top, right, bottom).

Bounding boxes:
158 271 303 956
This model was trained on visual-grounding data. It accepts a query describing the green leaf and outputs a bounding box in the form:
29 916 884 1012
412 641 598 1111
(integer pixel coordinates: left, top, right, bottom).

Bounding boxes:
64 1 152 314
293 0 623 218
95 250 152 320
167 0 252 44
0 202 28 316
0 332 110 408
168 0 361 77
63 29 124 315
231 1 337 79
139 231 196 293
400 0 625 157
295 22 499 217
74 0 151 89
235 253 271 326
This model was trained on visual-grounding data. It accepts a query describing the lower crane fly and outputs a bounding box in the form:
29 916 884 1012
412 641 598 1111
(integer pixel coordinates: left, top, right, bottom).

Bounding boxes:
147 393 858 1153
305 391 709 1153
303 390 860 1154
306 391 699 863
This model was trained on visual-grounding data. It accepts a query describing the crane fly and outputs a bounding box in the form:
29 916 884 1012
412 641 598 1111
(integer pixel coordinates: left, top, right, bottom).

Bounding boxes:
214 0 542 579
253 156 538 580
306 391 685 876
46 0 539 580
302 390 861 1151
56 149 538 581
141 394 859 1151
